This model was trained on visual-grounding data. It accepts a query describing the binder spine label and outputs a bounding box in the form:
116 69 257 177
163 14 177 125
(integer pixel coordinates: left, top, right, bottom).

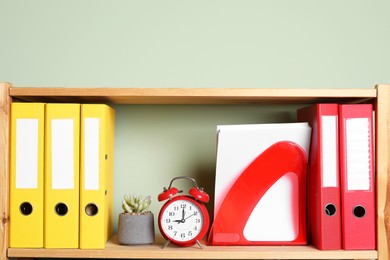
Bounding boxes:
321 115 338 188
84 117 100 190
345 118 371 191
52 119 75 190
16 119 39 189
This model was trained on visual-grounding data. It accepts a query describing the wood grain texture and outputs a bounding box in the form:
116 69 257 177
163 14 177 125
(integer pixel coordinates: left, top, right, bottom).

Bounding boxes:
7 235 377 259
376 84 390 260
0 83 10 260
10 87 376 105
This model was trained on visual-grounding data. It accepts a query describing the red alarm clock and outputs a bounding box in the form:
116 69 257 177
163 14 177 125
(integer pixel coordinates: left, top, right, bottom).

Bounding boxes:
158 176 210 248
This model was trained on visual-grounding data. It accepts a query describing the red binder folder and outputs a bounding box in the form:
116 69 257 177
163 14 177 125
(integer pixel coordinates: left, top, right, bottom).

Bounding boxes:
339 104 376 250
297 104 342 250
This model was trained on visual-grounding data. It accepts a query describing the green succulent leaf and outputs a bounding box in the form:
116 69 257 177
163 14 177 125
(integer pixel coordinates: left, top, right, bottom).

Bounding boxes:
122 194 151 214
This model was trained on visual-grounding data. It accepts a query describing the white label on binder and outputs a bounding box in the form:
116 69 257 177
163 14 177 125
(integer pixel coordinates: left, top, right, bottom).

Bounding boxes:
52 119 74 190
84 118 100 190
16 119 38 189
346 118 371 191
321 116 338 187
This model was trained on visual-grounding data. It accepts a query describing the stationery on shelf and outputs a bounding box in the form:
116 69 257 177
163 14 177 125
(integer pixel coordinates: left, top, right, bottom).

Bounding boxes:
9 103 45 248
208 123 311 245
79 104 115 249
338 104 376 250
297 104 342 250
44 104 80 248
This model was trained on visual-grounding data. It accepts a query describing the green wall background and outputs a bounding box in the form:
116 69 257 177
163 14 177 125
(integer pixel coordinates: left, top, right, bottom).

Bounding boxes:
1 0 390 233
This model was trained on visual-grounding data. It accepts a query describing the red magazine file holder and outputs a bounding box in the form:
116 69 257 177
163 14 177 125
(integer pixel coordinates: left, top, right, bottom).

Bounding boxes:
208 141 308 245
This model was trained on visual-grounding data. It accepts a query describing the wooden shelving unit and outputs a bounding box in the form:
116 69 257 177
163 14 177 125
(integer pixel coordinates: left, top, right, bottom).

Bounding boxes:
1 83 389 260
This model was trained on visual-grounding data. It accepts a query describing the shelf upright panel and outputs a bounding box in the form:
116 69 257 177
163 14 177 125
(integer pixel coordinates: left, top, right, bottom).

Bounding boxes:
376 84 390 260
0 83 11 260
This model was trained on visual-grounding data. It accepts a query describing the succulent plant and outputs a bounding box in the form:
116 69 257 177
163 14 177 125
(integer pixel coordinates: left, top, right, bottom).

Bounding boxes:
122 194 151 215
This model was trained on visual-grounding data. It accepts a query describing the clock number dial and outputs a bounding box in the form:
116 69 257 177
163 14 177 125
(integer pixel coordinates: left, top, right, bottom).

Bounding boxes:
160 199 204 242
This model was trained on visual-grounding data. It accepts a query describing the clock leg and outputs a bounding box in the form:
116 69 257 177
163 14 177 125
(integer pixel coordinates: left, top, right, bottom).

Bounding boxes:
196 239 204 249
162 239 171 249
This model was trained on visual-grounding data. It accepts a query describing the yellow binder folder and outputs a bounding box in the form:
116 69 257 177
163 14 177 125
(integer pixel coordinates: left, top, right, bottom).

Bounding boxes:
80 104 115 249
10 103 45 248
44 104 80 248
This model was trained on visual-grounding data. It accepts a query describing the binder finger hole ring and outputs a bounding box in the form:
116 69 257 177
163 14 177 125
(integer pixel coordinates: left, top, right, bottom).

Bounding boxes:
324 203 336 216
19 202 33 216
55 203 69 216
353 205 366 218
85 203 99 216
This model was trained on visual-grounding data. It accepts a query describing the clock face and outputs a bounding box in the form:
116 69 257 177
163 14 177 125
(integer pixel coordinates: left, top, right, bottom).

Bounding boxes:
159 196 207 245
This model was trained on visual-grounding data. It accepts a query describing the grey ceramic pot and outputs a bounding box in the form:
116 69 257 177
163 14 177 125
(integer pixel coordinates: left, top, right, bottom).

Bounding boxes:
117 213 155 245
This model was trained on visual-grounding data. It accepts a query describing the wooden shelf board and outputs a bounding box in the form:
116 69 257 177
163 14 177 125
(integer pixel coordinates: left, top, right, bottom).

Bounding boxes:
7 235 378 259
9 87 376 105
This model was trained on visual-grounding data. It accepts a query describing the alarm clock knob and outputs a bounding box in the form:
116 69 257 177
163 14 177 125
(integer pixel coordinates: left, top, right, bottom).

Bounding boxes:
158 187 179 201
189 187 210 203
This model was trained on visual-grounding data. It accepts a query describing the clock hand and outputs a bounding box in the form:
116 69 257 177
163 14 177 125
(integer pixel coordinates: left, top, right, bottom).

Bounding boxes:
181 208 185 221
183 213 196 221
174 212 197 224
173 208 189 224
174 209 186 224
